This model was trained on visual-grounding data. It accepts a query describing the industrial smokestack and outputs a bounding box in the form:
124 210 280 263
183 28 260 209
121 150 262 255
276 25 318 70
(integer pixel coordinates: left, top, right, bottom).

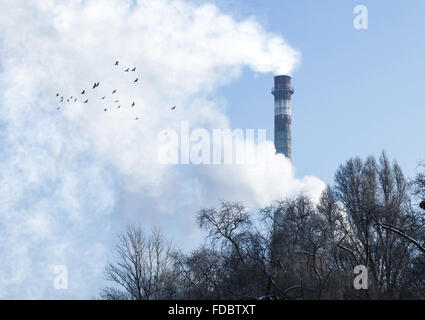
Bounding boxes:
272 75 294 160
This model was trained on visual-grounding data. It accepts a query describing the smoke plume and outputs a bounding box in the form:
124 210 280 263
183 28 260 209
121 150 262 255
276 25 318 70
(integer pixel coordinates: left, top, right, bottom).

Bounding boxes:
0 0 322 298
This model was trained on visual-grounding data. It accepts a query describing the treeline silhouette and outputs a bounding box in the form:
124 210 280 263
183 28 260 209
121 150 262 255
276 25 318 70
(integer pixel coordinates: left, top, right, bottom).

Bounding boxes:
100 152 425 300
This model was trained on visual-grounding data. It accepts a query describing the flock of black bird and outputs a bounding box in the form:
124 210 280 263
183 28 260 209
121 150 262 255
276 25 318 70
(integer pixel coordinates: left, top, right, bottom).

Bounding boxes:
55 60 176 120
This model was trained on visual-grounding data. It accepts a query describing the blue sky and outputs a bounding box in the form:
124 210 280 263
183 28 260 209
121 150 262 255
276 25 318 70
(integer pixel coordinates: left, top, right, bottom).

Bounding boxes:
215 0 425 183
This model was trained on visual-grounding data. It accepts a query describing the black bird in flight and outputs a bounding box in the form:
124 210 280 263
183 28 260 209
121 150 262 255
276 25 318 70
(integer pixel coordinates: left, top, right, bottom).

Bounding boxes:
74 98 77 102
56 93 59 97
81 90 85 94
114 100 119 103
131 67 136 71
131 102 135 107
101 96 106 99
84 99 88 103
135 116 139 120
57 107 60 110
92 82 99 89
171 106 176 110
125 68 129 72
60 97 63 102
104 108 108 112
117 105 121 109
134 78 138 83
112 90 116 94
115 61 119 65
67 99 69 102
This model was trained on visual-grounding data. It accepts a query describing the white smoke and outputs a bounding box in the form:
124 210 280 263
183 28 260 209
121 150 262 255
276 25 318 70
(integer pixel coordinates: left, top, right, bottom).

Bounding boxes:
0 0 323 298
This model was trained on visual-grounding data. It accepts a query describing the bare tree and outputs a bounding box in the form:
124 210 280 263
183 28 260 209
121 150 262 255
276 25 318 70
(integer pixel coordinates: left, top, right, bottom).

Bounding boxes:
100 226 178 300
333 152 419 298
197 201 252 261
173 247 223 299
196 201 266 299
